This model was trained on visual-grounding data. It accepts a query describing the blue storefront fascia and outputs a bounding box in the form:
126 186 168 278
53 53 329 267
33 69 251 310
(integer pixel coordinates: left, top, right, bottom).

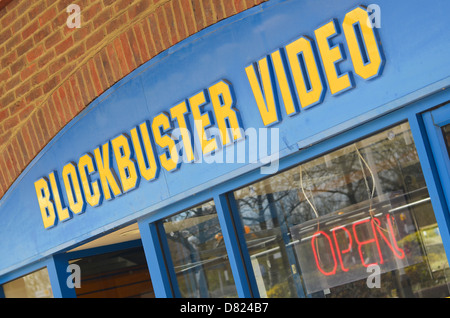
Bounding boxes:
0 0 449 297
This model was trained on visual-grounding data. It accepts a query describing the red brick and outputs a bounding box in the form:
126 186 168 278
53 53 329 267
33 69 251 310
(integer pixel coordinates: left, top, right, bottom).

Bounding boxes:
222 0 236 17
44 30 63 49
141 17 157 58
105 42 122 80
203 0 215 26
191 0 205 31
212 0 225 21
1 9 17 28
10 55 26 74
15 81 31 98
93 54 108 91
0 27 12 44
4 33 21 51
67 43 85 63
88 59 103 96
31 69 48 86
155 6 170 49
11 15 29 34
42 75 60 94
99 49 115 86
128 0 150 20
18 104 34 121
25 86 44 104
16 130 30 163
5 75 20 92
172 0 188 40
1 91 15 106
55 35 74 55
93 7 112 29
49 56 67 74
38 6 56 27
86 28 105 51
126 28 143 66
68 75 84 113
119 32 137 72
163 2 179 46
133 24 150 63
26 44 44 62
16 37 34 57
37 50 55 68
233 0 245 12
22 20 39 40
33 24 52 43
74 69 90 106
84 2 102 21
81 64 96 102
20 63 37 81
52 90 66 126
0 68 11 83
36 108 50 144
114 0 134 13
3 115 19 131
0 109 9 122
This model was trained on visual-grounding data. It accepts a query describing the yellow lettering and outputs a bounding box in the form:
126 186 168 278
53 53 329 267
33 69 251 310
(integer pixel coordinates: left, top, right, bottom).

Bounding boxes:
170 101 195 162
271 49 298 116
285 36 324 108
130 122 160 181
111 134 139 192
315 20 353 94
209 80 243 145
152 112 179 172
94 142 122 200
62 162 86 214
78 153 102 207
48 171 71 222
245 58 280 126
189 90 218 154
342 6 383 80
34 177 57 229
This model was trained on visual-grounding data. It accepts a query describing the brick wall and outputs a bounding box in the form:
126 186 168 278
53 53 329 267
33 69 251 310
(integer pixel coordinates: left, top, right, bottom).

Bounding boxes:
0 0 267 198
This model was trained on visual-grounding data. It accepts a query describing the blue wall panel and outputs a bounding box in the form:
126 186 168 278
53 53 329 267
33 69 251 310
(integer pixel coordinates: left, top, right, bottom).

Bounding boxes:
0 0 449 276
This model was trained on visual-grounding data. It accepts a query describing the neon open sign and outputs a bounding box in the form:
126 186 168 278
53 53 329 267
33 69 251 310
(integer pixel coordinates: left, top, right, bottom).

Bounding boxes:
291 205 422 294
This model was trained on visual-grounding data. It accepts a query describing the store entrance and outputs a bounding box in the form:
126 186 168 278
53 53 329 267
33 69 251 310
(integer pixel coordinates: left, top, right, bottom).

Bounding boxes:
67 223 155 298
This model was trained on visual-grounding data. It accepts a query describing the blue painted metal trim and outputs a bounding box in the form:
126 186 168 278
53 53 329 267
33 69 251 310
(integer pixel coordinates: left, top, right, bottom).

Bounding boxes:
46 255 77 298
408 110 450 264
214 193 257 297
424 104 450 212
138 220 175 298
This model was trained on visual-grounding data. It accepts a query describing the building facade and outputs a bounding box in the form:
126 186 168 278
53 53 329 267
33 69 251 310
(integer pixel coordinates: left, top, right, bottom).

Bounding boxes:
0 0 449 298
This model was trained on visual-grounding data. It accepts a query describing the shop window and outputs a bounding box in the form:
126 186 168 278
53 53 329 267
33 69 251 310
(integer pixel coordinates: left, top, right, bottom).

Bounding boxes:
70 246 154 298
2 268 53 298
162 201 238 298
234 122 450 298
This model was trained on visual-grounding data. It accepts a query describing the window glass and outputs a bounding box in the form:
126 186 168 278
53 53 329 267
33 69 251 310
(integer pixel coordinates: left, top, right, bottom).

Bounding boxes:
442 124 450 159
70 246 154 298
2 268 53 298
234 122 450 298
162 201 238 298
